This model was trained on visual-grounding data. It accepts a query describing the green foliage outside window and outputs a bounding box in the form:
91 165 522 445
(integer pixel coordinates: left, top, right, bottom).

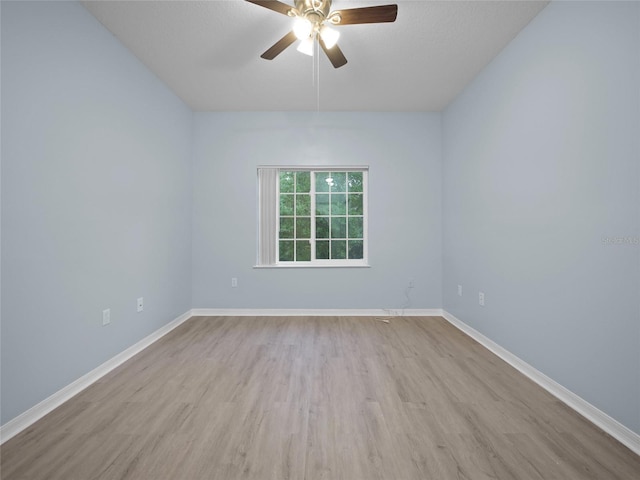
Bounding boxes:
278 170 365 263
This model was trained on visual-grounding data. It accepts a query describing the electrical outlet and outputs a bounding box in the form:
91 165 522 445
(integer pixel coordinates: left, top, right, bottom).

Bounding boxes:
479 292 485 307
137 297 144 312
102 308 111 326
457 285 463 296
231 277 238 288
408 279 414 288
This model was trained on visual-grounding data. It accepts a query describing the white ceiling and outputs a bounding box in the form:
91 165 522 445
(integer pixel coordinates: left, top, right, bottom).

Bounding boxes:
82 0 549 112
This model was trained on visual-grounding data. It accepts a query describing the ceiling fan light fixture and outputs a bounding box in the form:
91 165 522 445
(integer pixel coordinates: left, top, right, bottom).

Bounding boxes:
293 17 313 40
246 0 399 69
297 35 315 56
319 25 340 49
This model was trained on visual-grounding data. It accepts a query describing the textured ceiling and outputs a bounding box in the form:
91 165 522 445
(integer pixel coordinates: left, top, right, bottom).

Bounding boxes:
82 0 549 111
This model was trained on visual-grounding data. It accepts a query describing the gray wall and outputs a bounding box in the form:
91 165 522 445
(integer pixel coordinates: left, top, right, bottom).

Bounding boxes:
443 1 640 433
191 112 442 310
1 1 193 424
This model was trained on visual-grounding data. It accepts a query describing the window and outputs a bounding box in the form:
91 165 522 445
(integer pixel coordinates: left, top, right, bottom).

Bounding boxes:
257 167 368 267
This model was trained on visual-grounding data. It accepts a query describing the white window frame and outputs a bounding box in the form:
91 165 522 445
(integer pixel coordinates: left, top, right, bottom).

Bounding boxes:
256 166 369 268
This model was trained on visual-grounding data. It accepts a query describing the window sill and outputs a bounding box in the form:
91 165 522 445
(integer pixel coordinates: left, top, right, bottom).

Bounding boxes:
253 264 371 269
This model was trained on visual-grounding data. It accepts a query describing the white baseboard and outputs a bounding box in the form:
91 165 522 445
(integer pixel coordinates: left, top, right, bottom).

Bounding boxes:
0 310 192 445
190 308 444 317
442 310 640 457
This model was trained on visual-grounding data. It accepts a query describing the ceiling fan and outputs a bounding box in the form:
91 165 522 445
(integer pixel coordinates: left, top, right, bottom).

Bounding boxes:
246 0 398 68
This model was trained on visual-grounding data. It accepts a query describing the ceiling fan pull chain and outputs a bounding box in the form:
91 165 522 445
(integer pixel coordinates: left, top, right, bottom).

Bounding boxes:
312 37 316 87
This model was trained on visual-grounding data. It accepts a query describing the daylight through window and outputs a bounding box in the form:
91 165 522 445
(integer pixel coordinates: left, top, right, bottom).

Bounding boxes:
257 167 368 267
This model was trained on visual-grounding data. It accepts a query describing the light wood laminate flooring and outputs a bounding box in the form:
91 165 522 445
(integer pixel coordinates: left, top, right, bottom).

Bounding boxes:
2 316 639 479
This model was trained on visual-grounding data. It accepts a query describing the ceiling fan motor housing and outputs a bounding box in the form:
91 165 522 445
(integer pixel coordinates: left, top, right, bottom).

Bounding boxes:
294 0 332 20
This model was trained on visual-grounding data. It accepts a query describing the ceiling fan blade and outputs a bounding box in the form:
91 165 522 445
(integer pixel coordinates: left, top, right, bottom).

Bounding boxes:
319 37 347 69
333 4 398 25
245 0 293 16
261 31 297 60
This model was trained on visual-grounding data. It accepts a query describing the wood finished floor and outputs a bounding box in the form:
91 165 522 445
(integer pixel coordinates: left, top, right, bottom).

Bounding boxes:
2 316 639 480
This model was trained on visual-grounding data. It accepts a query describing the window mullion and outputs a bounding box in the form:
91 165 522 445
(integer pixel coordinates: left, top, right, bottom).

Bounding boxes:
275 169 281 264
363 170 368 262
311 172 316 261
293 173 297 261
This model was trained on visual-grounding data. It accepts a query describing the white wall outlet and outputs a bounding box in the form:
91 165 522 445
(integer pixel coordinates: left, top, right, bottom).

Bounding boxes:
479 292 485 306
102 308 111 326
231 277 238 288
137 297 144 312
457 285 463 296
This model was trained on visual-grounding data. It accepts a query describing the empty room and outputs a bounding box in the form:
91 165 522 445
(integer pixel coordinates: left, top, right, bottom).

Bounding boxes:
1 0 639 479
